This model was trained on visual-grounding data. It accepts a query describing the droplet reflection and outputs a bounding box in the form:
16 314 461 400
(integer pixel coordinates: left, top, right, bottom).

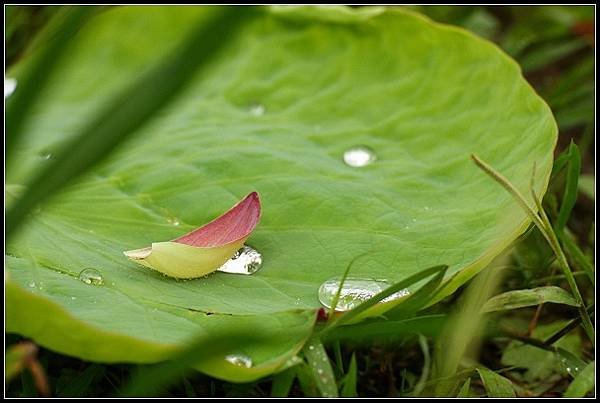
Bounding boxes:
217 245 263 275
343 145 377 167
318 277 410 312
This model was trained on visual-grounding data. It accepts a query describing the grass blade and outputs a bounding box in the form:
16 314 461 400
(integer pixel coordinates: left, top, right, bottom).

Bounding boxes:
327 252 370 323
471 154 594 344
456 377 471 397
386 265 448 320
545 304 594 345
323 264 448 331
481 286 579 313
340 353 358 397
6 6 97 162
295 362 319 397
555 141 581 232
6 6 260 239
432 263 502 397
564 361 594 397
412 334 431 397
476 367 516 397
322 315 447 344
270 368 296 398
302 336 338 398
561 231 594 285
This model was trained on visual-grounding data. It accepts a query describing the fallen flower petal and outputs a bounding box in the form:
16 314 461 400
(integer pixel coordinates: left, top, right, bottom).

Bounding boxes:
124 192 261 279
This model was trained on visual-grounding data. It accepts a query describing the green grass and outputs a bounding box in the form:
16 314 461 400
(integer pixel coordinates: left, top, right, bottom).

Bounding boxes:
5 5 594 397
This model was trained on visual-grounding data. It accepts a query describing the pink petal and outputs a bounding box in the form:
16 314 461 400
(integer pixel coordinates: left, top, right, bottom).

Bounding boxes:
174 192 261 248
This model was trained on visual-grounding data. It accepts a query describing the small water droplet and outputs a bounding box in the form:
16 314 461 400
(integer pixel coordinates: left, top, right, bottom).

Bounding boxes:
71 296 77 300
318 277 410 312
4 77 17 98
225 354 253 368
309 345 315 351
343 145 377 168
248 103 265 116
217 245 263 275
318 369 323 375
28 281 36 288
412 218 417 222
167 217 180 226
78 268 104 285
424 206 430 211
40 152 52 160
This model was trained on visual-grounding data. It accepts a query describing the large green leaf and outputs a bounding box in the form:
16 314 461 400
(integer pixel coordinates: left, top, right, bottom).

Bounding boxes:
5 6 556 381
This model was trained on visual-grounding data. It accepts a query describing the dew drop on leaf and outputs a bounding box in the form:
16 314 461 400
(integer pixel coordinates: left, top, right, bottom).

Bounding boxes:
225 353 253 368
343 145 377 167
217 245 263 275
248 102 265 116
318 277 410 312
4 77 16 98
78 268 104 285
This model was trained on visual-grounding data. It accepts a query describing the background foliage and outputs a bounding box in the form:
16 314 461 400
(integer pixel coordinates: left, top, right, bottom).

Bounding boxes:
5 5 594 397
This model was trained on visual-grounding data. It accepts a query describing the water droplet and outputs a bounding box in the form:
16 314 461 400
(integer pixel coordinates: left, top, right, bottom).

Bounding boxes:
40 151 52 160
309 345 315 351
78 268 104 285
225 354 253 368
167 217 180 226
248 103 265 116
318 369 323 375
4 77 17 98
217 245 263 275
424 206 430 211
343 145 377 167
28 281 36 288
71 296 77 300
412 218 417 223
318 277 410 312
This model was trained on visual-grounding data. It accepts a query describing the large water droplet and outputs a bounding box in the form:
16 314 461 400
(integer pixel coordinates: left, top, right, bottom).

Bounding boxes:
217 245 263 275
318 277 410 312
225 354 253 368
4 77 17 98
248 103 265 116
78 268 104 285
343 145 377 167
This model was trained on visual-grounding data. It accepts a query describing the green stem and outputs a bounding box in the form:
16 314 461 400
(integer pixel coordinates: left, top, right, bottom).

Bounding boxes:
471 154 594 345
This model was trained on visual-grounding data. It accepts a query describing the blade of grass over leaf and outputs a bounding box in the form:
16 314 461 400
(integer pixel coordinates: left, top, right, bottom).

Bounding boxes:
432 263 503 397
555 141 581 233
386 265 448 320
327 252 371 322
471 154 594 345
119 329 267 397
5 6 98 164
481 286 579 313
476 367 516 398
302 336 338 398
6 6 261 239
322 315 447 344
323 264 448 331
564 361 594 397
